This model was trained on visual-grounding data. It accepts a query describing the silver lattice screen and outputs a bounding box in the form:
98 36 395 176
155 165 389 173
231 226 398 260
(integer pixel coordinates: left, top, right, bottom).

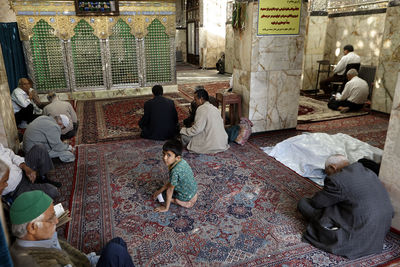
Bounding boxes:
24 18 175 93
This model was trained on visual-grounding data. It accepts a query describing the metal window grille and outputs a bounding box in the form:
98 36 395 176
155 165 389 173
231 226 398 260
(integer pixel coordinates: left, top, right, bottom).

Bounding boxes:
109 19 139 85
30 19 67 93
144 19 172 83
71 20 104 88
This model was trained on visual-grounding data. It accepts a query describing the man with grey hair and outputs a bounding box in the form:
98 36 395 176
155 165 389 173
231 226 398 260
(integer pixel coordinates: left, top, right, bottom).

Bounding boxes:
297 154 393 259
327 68 369 113
43 92 78 140
23 115 75 163
9 191 134 267
11 78 38 127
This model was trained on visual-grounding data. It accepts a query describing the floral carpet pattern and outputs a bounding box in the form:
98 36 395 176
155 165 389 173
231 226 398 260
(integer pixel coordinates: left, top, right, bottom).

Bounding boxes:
76 93 190 144
67 139 400 266
297 96 369 123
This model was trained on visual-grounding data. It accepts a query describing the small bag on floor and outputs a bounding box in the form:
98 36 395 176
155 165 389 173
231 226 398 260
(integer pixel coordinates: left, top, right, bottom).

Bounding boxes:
235 118 253 145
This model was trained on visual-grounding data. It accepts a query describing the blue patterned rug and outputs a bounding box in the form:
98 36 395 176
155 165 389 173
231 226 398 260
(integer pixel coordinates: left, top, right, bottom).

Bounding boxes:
67 139 400 266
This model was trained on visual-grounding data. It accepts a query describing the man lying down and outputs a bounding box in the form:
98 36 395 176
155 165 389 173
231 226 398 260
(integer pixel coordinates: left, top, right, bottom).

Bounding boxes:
262 133 382 185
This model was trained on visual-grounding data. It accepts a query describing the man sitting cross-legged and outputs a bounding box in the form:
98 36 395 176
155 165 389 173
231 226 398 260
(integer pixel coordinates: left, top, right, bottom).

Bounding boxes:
0 143 60 202
139 85 179 141
9 190 135 267
180 89 229 154
298 154 393 259
327 68 369 113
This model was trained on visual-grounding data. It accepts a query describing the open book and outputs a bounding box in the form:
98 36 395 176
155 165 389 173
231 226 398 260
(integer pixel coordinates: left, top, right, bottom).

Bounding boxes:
54 203 72 228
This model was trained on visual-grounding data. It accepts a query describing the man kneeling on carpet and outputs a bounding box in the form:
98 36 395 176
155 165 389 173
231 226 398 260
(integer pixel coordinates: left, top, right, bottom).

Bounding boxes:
9 190 135 267
327 68 369 113
297 154 393 259
153 139 198 212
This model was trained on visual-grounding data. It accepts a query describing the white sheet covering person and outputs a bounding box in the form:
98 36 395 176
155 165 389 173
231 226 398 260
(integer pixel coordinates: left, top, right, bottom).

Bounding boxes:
262 133 382 185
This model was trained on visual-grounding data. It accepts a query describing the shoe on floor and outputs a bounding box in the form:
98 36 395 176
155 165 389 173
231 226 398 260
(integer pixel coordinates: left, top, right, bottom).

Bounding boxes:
339 107 350 113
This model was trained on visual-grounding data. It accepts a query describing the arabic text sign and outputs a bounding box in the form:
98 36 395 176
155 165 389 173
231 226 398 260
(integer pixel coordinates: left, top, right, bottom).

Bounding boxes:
258 0 302 35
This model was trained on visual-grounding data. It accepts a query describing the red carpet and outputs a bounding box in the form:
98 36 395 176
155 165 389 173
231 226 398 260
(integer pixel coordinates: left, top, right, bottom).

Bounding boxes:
178 81 230 100
67 139 400 266
76 93 190 144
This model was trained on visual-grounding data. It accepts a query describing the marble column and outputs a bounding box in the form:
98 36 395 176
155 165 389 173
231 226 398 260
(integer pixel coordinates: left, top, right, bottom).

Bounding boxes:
232 1 307 132
199 0 227 68
0 44 19 152
372 1 400 113
380 71 400 230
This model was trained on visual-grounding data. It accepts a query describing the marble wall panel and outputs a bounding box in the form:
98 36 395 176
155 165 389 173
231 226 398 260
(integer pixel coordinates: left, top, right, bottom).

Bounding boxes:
302 15 328 90
302 54 326 90
250 70 300 132
225 24 234 74
175 29 187 62
305 16 329 55
324 14 385 66
199 0 227 69
380 72 400 230
0 45 19 151
232 69 250 118
0 0 16 22
372 5 400 114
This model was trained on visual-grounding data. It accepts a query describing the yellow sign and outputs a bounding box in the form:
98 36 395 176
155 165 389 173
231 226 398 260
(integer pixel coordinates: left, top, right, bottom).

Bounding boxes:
257 0 302 35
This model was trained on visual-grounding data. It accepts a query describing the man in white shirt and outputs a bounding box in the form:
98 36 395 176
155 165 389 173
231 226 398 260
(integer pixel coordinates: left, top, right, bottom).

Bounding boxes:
320 45 361 94
0 143 60 201
327 68 369 113
43 92 78 140
11 78 39 127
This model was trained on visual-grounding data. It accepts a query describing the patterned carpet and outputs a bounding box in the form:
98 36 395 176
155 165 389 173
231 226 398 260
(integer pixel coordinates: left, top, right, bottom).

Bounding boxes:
67 139 400 266
76 93 190 144
297 96 369 123
178 81 230 100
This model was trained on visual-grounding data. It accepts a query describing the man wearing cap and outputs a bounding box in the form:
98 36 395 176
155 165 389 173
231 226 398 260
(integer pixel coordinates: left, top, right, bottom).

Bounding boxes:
9 191 134 267
43 92 78 140
0 143 60 201
23 115 75 163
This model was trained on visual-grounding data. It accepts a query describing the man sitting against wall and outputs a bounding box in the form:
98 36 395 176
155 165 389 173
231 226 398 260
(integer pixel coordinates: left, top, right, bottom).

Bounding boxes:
327 68 369 113
11 78 39 128
319 44 361 94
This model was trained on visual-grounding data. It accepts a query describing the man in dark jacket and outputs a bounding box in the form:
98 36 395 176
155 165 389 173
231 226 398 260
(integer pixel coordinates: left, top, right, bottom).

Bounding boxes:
298 154 393 259
139 85 179 140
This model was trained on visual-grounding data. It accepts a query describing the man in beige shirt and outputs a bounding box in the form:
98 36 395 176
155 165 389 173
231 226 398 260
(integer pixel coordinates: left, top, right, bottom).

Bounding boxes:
43 92 78 140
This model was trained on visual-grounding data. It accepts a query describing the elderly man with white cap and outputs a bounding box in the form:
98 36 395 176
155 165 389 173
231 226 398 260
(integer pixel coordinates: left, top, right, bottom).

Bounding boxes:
9 191 134 267
23 114 75 163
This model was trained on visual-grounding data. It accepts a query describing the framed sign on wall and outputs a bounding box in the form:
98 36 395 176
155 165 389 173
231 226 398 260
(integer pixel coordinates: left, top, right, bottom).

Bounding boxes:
75 0 120 16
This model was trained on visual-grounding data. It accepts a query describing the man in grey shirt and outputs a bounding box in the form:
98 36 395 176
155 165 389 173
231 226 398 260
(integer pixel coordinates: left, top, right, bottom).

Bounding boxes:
23 115 75 163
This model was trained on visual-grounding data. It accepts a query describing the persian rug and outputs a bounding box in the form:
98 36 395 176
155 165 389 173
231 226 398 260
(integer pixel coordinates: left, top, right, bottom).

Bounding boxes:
298 96 369 123
76 93 190 144
48 160 76 238
67 139 400 266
